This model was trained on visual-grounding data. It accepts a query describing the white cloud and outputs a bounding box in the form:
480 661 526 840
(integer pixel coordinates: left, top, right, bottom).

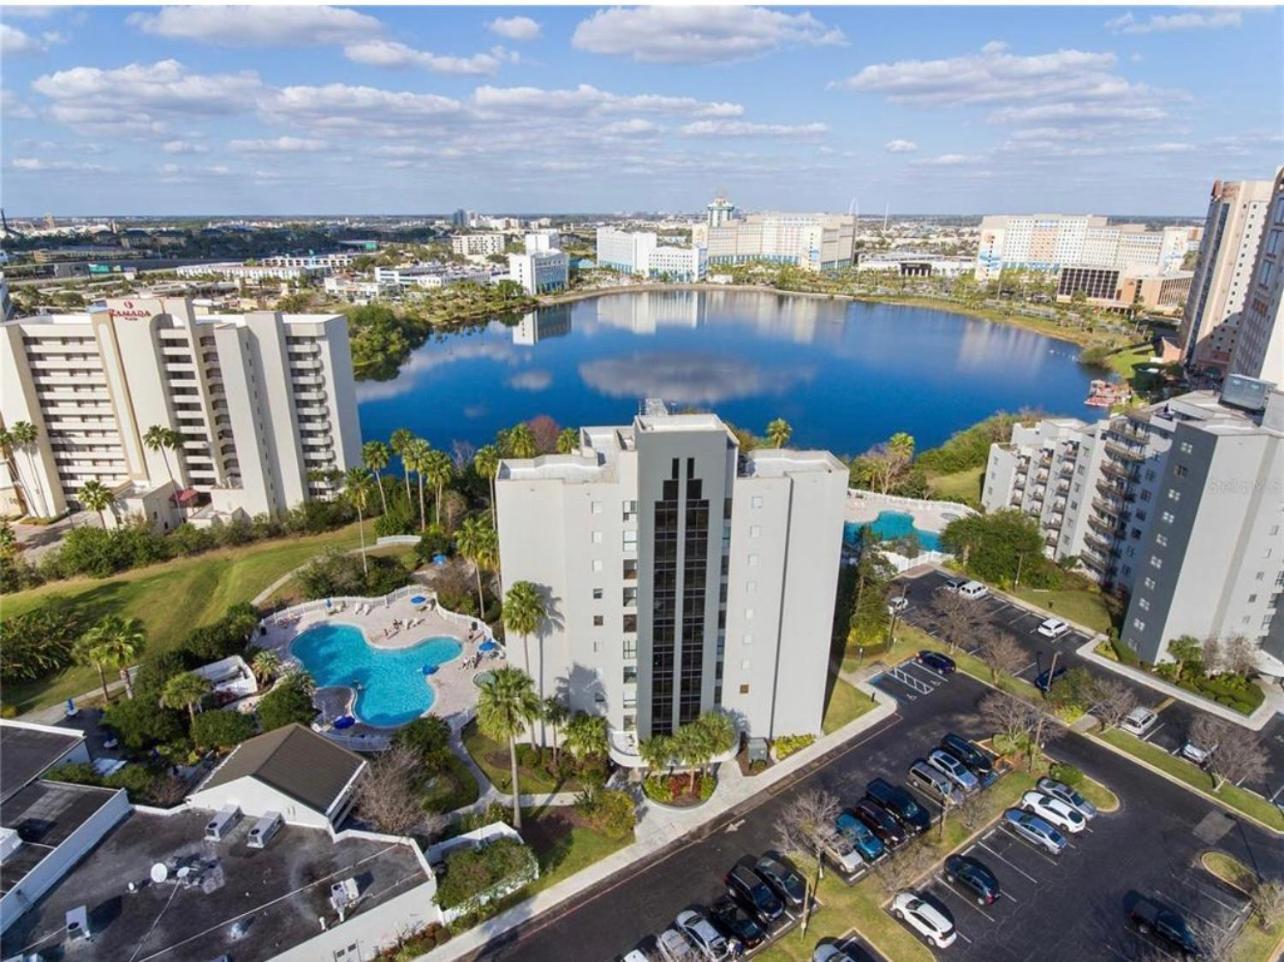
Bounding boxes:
12 157 111 173
228 136 327 153
1 23 62 55
162 139 207 154
884 139 918 153
344 40 515 76
1 89 37 119
487 16 541 42
260 84 462 129
507 369 553 391
1106 11 1242 34
599 119 661 137
910 153 979 166
987 102 1168 126
128 5 382 46
572 6 844 64
472 84 742 118
680 120 828 138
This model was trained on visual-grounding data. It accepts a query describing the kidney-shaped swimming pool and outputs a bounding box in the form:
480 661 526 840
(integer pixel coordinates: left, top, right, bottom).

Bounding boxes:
290 622 462 727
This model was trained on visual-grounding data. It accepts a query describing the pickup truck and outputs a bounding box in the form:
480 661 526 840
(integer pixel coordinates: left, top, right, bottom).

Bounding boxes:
1129 897 1200 958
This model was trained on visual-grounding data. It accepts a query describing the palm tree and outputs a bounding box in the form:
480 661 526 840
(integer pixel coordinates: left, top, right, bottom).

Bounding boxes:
671 723 710 793
639 734 673 776
362 440 391 516
695 710 737 765
8 421 44 517
0 425 31 517
0 522 16 557
161 671 212 724
73 634 113 704
424 449 453 526
143 424 180 485
456 514 498 616
476 666 542 829
390 428 414 504
78 479 114 528
564 712 608 763
542 697 569 766
404 438 432 531
505 423 538 459
503 581 545 678
82 615 147 700
250 649 280 685
556 427 579 454
343 466 373 577
473 445 500 526
766 418 792 449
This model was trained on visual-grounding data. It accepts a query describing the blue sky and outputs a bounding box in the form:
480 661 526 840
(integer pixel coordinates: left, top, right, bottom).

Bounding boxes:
1 5 1279 216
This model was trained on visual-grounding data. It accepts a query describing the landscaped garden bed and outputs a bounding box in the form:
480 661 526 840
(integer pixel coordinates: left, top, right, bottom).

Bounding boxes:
643 770 716 807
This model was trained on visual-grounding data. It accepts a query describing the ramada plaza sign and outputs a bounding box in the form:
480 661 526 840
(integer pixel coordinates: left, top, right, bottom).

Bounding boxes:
106 298 164 321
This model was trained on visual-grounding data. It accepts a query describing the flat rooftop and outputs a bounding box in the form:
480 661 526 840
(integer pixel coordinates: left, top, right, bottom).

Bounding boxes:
0 722 85 802
0 780 122 896
740 448 847 478
0 808 431 962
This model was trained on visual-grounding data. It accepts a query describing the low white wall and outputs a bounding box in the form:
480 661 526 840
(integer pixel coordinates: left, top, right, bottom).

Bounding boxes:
271 879 440 962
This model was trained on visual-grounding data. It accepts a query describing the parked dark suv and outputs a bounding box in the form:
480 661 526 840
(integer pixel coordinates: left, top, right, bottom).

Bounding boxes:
940 733 994 777
850 799 907 848
865 778 931 834
943 854 1001 905
726 863 784 926
1130 897 1201 958
754 854 806 908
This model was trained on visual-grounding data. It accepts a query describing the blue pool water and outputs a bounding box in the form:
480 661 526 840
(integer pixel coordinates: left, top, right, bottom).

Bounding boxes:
290 623 462 728
844 511 943 553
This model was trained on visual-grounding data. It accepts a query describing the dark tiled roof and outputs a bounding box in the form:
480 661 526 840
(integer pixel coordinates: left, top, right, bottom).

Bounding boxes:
0 723 84 803
198 724 364 817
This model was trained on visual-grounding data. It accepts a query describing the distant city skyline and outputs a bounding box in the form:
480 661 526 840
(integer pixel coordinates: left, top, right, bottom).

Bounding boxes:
2 5 1280 216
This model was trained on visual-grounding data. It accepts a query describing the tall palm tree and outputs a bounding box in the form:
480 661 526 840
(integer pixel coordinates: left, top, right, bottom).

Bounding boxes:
161 671 212 724
473 445 500 528
8 421 44 517
564 712 607 763
541 696 569 766
362 440 391 516
503 581 545 674
505 423 538 459
639 734 673 776
389 428 414 504
78 479 114 528
0 425 31 517
404 438 432 531
143 424 180 486
766 418 792 449
671 723 708 793
424 449 453 526
556 427 579 454
82 615 147 700
476 666 542 829
456 514 498 616
73 634 113 704
343 467 373 576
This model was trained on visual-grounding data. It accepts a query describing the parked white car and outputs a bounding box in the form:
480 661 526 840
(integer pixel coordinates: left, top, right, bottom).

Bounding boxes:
675 910 731 961
1036 777 1098 820
1021 790 1086 834
891 892 957 948
958 580 989 600
656 928 701 962
888 596 910 614
1181 740 1216 767
1037 618 1070 639
1121 707 1158 737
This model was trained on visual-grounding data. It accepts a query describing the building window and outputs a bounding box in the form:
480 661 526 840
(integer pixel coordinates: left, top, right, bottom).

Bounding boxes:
1155 534 1168 547
592 531 603 544
743 634 753 645
591 501 603 515
745 608 754 621
593 615 604 627
740 659 751 670
623 666 637 684
1174 465 1188 479
623 558 637 580
1133 618 1146 631
623 614 637 632
623 586 637 607
746 580 757 593
748 554 759 567
739 684 750 695
593 587 603 600
622 500 636 522
623 638 637 659
1179 441 1193 454
1138 598 1150 611
592 559 604 572
1161 511 1174 524
623 530 637 551
751 495 763 509
1149 556 1162 569
1167 489 1180 502
750 524 761 538
1144 576 1156 590
1248 594 1257 603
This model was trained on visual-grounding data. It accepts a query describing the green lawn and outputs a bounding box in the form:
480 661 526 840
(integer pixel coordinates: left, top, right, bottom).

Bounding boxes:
1009 585 1118 634
1099 728 1284 831
1200 852 1284 962
1106 342 1153 381
520 807 632 898
925 466 984 506
822 676 877 735
422 754 481 814
460 721 585 796
2 525 363 712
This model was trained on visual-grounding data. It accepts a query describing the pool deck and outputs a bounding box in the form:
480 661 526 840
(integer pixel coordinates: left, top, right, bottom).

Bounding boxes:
259 588 504 746
845 488 976 534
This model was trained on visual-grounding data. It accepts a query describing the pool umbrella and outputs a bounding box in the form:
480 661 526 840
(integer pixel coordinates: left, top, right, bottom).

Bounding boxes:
479 640 499 653
422 664 438 675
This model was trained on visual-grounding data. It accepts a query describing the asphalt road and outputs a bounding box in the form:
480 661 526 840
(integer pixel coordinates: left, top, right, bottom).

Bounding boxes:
471 670 1284 962
894 568 1284 802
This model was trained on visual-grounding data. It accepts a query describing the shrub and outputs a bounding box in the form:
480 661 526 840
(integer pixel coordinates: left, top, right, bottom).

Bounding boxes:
578 788 636 841
515 744 542 768
179 603 260 663
435 837 537 910
297 549 410 600
393 715 452 767
374 502 415 537
1048 762 1083 787
132 650 197 698
103 696 185 751
167 523 217 556
0 597 83 683
414 525 451 563
258 675 317 731
772 734 815 760
192 709 257 749
46 762 101 786
376 922 451 961
454 802 512 835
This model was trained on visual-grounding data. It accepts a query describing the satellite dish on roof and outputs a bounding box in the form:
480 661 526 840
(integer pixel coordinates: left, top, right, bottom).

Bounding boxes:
150 863 169 884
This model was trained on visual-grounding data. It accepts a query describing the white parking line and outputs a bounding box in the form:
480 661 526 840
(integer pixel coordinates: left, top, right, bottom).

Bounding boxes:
1141 722 1166 744
974 840 1041 884
1178 876 1249 914
1270 784 1284 803
935 876 997 923
1016 661 1039 678
1159 893 1227 935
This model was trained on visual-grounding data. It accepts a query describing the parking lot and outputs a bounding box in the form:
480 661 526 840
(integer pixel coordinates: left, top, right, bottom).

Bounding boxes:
472 670 1283 962
895 567 1284 802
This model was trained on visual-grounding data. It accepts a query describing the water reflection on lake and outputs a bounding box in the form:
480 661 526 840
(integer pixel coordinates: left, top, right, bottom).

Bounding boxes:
356 289 1094 456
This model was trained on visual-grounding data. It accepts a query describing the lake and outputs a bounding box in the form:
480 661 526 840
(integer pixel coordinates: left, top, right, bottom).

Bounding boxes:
355 289 1097 457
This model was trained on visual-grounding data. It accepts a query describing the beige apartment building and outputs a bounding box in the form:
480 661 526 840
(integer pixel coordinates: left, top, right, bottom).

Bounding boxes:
0 297 361 523
1230 169 1284 385
1181 178 1274 373
696 211 856 272
975 214 1189 282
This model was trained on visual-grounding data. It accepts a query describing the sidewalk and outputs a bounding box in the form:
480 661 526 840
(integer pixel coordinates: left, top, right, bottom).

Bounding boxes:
412 677 898 962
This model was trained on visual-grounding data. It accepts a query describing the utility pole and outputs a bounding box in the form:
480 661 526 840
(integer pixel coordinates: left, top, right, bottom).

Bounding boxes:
1014 551 1025 590
1031 649 1060 771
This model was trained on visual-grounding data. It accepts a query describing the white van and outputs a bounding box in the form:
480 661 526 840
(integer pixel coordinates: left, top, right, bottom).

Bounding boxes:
247 811 284 849
958 581 989 600
204 804 242 842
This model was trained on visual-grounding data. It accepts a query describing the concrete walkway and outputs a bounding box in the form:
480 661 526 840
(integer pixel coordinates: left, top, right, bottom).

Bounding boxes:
412 677 898 962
